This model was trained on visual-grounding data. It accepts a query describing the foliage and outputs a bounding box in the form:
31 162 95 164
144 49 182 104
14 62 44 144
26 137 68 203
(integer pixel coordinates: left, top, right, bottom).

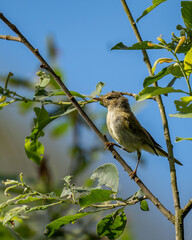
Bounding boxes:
112 1 192 142
1 168 146 239
0 1 192 239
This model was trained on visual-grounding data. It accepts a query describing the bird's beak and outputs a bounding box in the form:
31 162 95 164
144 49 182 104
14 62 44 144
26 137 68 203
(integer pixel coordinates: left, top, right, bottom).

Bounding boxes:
93 97 102 101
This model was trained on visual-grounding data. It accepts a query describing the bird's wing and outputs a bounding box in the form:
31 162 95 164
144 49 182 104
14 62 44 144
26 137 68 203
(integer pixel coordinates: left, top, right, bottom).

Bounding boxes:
121 111 159 155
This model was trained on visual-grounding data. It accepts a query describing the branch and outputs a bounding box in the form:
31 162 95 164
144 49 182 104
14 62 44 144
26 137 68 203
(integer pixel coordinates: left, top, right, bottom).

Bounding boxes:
0 34 21 42
119 91 156 101
120 0 183 237
0 12 175 224
182 199 192 218
91 196 147 209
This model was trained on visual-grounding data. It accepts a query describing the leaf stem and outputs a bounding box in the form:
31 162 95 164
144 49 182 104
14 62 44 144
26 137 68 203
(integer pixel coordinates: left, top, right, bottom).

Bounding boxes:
171 51 192 95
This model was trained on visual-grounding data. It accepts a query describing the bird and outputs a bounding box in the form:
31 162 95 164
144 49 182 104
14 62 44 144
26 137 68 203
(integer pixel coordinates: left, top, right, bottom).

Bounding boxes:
95 91 182 178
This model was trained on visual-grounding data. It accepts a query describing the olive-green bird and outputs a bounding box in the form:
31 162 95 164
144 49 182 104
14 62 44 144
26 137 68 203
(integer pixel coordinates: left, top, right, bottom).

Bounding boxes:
95 91 182 178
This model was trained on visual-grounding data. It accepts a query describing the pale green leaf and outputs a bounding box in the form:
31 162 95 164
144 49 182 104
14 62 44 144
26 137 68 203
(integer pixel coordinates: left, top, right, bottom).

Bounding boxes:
3 205 29 225
90 163 119 192
36 71 50 88
90 82 105 98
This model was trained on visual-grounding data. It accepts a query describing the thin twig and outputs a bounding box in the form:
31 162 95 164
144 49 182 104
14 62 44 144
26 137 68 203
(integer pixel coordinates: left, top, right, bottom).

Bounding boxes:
120 91 156 101
120 0 183 238
91 196 147 208
0 34 21 42
182 199 192 218
0 12 175 224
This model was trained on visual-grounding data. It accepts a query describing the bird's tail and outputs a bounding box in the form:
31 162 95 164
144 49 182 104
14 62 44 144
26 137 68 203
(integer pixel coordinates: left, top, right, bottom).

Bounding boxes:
155 146 183 166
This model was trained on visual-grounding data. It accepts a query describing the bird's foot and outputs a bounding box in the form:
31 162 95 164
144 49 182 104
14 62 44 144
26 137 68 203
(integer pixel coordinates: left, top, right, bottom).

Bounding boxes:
104 142 116 150
129 170 137 180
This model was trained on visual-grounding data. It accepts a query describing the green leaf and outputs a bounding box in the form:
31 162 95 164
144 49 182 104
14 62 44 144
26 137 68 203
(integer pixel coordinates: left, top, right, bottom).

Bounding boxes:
45 212 93 237
33 106 50 127
90 82 105 98
24 137 44 165
90 163 119 192
184 47 192 75
79 189 114 208
143 67 170 87
181 1 192 29
34 88 49 100
97 209 127 239
170 112 192 118
140 200 149 211
136 87 187 101
111 42 131 50
143 64 183 88
111 41 163 51
168 63 184 78
175 137 192 142
137 0 167 22
133 189 145 198
174 96 192 113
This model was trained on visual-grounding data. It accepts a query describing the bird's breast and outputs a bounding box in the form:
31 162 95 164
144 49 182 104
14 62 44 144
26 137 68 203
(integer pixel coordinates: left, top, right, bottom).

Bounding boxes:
106 109 144 152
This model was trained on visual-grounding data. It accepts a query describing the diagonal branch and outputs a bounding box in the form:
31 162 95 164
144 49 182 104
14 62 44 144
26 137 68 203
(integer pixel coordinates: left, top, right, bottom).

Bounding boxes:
0 12 175 224
120 0 183 238
182 199 192 218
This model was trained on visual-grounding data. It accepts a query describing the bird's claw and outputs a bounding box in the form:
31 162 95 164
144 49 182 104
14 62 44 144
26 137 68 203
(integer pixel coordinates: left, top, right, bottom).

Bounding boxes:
104 142 115 150
129 170 137 180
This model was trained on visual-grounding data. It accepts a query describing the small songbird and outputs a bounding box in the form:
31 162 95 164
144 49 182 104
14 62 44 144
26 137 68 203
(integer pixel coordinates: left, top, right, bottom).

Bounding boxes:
95 91 182 178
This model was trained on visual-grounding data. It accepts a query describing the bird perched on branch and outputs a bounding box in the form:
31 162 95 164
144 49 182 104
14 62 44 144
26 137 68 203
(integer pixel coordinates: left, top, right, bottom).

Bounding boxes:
94 91 182 179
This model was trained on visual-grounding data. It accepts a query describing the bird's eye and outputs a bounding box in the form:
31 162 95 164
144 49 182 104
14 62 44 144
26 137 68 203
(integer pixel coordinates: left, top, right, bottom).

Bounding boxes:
107 96 113 100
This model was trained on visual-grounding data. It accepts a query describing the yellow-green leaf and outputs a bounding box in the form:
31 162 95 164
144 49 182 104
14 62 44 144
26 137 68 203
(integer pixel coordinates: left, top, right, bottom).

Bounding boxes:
184 47 192 75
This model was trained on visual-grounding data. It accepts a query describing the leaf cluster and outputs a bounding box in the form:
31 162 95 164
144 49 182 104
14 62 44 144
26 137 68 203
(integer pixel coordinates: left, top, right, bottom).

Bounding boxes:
1 165 148 239
112 1 192 143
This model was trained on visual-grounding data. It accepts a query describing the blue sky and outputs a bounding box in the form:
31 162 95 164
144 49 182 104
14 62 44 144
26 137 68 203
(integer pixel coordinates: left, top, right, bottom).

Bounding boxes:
0 1 192 239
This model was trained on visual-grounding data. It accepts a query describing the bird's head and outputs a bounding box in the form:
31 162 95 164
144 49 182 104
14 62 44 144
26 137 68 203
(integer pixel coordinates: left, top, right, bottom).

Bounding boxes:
94 91 129 108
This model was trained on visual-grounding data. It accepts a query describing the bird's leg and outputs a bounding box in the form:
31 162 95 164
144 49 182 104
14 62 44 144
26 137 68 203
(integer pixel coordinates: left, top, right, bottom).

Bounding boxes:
129 150 141 179
104 142 129 153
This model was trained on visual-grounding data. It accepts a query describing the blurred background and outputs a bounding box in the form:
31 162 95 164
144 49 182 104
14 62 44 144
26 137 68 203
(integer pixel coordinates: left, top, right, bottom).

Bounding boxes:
0 0 192 239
